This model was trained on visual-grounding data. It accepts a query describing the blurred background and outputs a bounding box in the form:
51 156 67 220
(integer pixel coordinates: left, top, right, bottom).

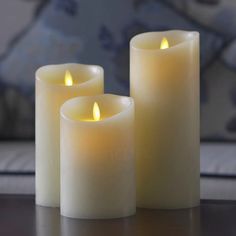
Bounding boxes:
0 0 236 198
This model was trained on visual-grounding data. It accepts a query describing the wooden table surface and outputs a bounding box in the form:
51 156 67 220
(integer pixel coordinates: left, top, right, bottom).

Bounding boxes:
0 194 236 236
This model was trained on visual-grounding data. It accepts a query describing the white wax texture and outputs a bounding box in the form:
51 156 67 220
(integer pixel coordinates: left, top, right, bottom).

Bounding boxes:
130 31 200 209
36 63 104 207
60 94 135 219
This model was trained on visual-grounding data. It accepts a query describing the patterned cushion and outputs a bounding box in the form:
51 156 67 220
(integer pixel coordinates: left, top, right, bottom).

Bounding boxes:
164 0 236 140
166 0 236 39
0 0 231 139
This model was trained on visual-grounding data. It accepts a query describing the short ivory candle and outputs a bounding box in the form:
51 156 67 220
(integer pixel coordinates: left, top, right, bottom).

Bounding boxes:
36 63 104 207
60 94 135 219
130 31 200 209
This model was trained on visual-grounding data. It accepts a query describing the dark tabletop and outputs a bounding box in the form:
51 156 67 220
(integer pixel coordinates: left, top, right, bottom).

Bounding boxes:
0 194 236 236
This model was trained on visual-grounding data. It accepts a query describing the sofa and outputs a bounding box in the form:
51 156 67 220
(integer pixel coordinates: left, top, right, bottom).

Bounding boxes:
0 0 236 199
0 141 236 201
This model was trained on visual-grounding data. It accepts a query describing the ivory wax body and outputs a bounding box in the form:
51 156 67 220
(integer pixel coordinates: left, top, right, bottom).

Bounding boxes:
60 94 135 219
36 63 104 207
130 31 200 209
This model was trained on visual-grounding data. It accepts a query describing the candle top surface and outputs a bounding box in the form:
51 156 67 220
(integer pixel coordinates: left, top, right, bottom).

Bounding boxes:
61 94 134 123
36 63 103 87
130 30 199 51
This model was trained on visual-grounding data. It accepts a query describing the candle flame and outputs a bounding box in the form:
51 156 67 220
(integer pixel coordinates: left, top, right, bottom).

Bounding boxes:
93 102 100 121
160 37 169 50
64 70 73 86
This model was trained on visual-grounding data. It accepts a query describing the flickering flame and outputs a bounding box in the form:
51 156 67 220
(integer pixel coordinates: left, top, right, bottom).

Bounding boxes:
160 37 169 50
64 70 73 86
93 102 100 121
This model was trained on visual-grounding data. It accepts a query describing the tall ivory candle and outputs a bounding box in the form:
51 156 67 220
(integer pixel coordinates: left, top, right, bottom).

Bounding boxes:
36 63 104 207
130 31 200 209
60 94 135 219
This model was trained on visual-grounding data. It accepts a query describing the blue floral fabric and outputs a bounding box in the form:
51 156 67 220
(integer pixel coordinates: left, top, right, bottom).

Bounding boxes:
0 0 235 140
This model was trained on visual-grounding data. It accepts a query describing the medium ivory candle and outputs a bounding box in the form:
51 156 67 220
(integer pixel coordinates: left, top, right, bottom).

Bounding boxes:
130 31 200 209
60 94 135 219
36 63 104 207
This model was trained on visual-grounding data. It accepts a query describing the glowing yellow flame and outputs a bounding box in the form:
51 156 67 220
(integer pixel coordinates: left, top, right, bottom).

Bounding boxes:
160 37 169 50
64 70 73 86
93 102 100 121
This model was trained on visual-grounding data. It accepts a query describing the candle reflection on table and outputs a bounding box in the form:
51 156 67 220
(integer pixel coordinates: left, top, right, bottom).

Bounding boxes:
35 205 201 236
36 206 60 236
